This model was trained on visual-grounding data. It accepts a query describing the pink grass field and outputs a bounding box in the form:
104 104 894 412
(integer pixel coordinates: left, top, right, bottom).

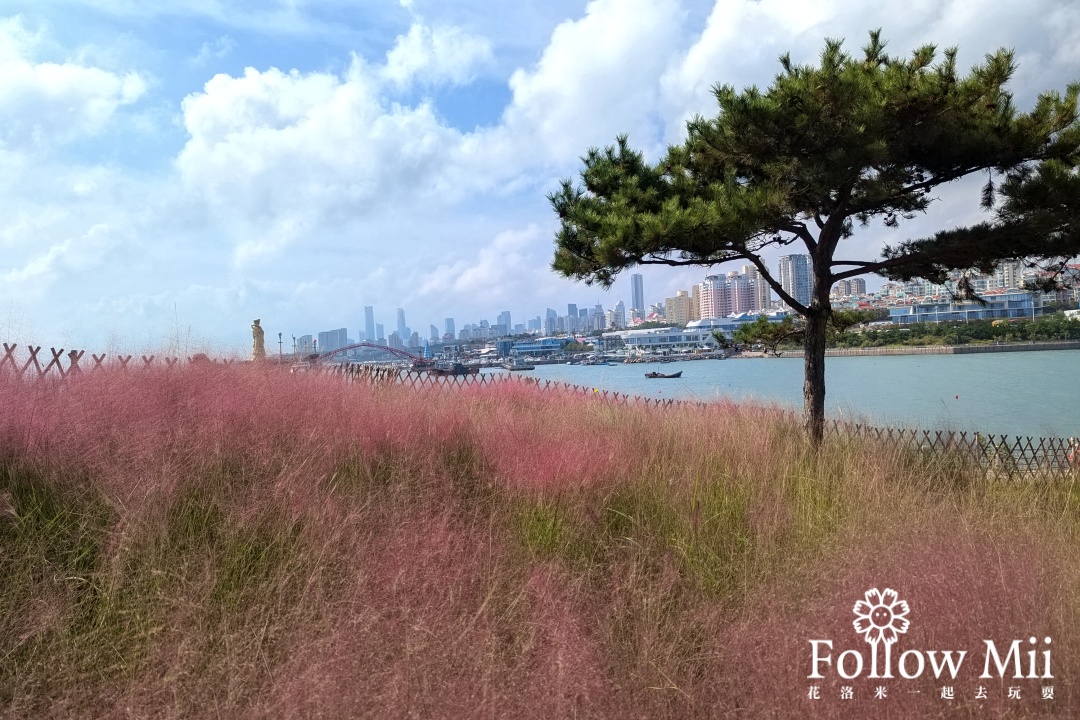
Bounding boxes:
2 364 1079 718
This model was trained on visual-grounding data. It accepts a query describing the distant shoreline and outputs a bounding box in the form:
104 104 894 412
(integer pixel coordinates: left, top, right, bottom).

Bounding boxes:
757 340 1080 358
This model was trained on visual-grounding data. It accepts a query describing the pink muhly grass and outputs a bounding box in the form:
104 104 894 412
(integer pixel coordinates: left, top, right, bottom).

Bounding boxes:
472 389 632 491
4 363 1080 718
711 516 1079 717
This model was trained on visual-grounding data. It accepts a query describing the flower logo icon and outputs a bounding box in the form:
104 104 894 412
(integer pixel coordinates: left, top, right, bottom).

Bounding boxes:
853 588 910 645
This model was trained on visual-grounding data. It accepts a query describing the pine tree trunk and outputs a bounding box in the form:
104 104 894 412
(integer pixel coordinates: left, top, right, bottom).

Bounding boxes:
802 264 832 446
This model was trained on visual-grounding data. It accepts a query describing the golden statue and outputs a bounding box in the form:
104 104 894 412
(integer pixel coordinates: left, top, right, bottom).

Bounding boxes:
251 319 266 361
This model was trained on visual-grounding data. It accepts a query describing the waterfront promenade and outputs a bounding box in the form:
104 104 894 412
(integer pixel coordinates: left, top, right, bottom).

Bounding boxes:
773 339 1080 358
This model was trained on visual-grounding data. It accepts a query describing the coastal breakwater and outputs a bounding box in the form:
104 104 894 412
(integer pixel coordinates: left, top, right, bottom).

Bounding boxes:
775 340 1080 358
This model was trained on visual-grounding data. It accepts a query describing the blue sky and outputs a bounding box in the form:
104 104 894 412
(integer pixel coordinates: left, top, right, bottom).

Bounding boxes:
1 0 1078 354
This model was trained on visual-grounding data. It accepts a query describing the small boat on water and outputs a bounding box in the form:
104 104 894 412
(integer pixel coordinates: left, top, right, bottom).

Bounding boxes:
502 357 536 371
645 371 682 379
428 361 479 376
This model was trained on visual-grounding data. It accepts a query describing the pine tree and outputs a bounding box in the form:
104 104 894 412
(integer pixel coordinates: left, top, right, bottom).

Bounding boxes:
550 31 1080 444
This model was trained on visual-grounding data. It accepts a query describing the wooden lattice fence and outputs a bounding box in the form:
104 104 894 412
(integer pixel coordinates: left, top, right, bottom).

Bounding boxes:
0 342 236 380
5 340 1077 479
822 421 1079 480
327 363 1080 480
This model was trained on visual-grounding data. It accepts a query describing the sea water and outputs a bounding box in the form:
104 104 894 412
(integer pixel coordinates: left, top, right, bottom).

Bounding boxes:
505 350 1080 439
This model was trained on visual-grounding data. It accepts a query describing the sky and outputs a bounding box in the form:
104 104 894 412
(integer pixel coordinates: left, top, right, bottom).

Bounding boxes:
1 0 1078 354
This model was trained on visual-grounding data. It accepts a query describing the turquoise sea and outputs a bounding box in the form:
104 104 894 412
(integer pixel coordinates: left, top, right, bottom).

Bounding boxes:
492 350 1080 439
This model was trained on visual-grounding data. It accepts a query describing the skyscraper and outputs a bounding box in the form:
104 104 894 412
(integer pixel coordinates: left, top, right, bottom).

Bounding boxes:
375 323 385 344
497 311 511 334
831 278 868 297
699 275 727 318
631 274 644 315
778 254 813 308
444 318 455 337
396 308 408 340
317 328 348 354
364 306 375 342
743 265 772 312
727 270 754 314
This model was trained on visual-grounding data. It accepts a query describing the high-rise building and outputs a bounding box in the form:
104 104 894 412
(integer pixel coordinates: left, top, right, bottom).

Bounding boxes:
778 254 813 308
993 261 1022 290
396 308 408 340
444 318 455 337
567 303 578 319
364 306 375 342
297 335 313 354
497 311 511 334
613 300 626 329
831 278 868 297
631 274 644 315
375 323 385 344
690 285 702 321
429 324 439 341
743 265 772 312
727 270 755 314
699 275 728 319
317 328 348 354
592 304 605 332
697 268 772 318
665 291 693 326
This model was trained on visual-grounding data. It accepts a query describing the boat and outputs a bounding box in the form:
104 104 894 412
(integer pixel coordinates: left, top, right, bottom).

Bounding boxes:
645 371 682 379
502 357 536 371
428 361 479 377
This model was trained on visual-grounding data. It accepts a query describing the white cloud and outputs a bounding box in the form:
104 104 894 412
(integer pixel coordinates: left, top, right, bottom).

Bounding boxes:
381 22 492 88
0 17 146 149
175 58 479 263
498 0 686 165
2 1 1079 348
2 223 120 287
416 224 548 303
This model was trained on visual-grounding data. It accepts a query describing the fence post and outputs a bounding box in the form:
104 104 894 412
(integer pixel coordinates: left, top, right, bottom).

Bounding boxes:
43 348 66 379
1 343 17 375
21 346 42 378
67 349 84 375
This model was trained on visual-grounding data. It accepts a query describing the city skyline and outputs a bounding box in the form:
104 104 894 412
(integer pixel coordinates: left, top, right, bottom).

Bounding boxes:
1 1 1074 352
298 260 1059 352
